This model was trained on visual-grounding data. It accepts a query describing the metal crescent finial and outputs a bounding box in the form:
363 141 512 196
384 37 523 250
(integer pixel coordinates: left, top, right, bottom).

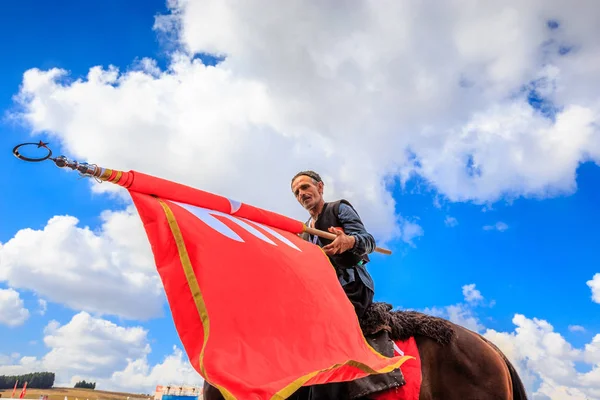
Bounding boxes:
12 141 105 182
12 141 53 162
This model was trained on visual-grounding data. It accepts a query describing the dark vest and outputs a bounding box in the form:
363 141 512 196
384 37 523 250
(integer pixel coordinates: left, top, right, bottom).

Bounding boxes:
300 199 370 270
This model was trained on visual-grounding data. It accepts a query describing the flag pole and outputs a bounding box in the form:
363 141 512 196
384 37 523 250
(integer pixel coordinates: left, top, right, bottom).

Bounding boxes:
12 141 120 182
302 226 392 255
13 141 393 255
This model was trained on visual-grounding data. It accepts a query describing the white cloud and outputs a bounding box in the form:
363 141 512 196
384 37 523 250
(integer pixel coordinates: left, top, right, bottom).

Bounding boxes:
42 312 150 380
534 383 593 400
484 315 600 399
108 346 204 393
0 312 201 393
568 325 586 333
0 288 30 327
444 216 458 227
0 282 597 397
38 299 47 315
399 219 424 247
421 283 600 398
0 207 163 320
462 283 484 303
587 273 600 304
10 0 600 247
422 283 486 333
4 2 600 396
0 353 21 365
483 221 509 232
0 312 148 379
445 304 485 333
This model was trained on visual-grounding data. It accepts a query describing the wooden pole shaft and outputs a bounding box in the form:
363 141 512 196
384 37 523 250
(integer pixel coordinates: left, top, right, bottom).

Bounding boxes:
303 226 392 255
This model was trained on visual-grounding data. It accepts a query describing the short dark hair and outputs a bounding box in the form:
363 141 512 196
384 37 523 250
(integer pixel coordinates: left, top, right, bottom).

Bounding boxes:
291 170 322 187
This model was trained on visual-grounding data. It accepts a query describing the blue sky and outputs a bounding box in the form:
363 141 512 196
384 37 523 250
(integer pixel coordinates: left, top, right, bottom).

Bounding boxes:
1 1 599 397
0 0 177 369
379 165 599 336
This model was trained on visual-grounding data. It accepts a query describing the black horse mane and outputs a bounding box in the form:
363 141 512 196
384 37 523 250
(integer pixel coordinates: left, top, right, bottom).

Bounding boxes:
359 302 455 345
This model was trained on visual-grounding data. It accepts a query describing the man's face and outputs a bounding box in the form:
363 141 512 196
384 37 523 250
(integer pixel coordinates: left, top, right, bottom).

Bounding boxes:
291 175 323 211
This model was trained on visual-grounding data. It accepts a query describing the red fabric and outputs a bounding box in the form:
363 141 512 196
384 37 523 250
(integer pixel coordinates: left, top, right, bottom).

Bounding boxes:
129 191 409 399
18 382 27 399
114 169 134 187
121 170 305 233
373 337 422 400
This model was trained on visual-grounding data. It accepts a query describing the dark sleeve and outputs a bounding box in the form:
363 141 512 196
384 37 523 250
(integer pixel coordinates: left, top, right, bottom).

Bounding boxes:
337 203 376 256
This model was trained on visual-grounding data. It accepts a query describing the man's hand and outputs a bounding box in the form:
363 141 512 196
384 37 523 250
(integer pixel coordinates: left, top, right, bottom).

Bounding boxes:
322 227 356 256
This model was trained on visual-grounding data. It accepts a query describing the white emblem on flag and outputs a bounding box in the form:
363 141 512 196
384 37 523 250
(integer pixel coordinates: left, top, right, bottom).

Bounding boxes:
243 219 301 251
217 214 276 245
228 198 242 214
174 202 301 251
177 203 243 242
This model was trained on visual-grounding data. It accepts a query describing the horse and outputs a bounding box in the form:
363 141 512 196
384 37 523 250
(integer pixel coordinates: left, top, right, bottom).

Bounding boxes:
201 302 528 400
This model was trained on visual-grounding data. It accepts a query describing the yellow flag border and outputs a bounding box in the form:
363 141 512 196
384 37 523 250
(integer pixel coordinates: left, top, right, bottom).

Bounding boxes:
159 199 413 400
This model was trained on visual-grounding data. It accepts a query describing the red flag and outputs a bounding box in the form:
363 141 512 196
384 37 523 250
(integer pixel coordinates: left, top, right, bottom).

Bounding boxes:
120 171 411 399
11 380 18 398
18 382 27 399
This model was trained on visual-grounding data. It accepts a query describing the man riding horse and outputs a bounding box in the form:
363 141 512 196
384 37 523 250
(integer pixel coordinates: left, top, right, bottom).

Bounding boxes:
203 171 528 398
291 170 405 399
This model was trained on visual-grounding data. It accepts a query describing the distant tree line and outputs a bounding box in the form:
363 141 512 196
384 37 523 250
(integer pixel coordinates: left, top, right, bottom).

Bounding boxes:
0 372 55 389
74 380 96 389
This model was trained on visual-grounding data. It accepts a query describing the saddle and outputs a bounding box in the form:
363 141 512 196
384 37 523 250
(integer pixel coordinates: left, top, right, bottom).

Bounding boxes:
346 302 407 399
